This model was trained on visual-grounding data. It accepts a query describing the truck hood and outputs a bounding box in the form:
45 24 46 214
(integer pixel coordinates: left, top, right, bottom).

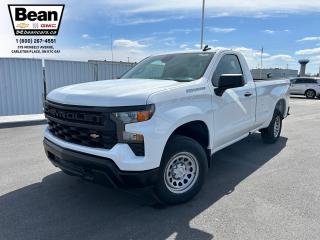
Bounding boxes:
47 78 181 107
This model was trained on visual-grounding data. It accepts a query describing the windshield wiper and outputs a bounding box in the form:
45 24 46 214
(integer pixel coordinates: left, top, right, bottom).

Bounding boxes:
164 77 192 82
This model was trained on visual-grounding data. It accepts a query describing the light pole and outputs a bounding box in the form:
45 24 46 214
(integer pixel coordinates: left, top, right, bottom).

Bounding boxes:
200 0 205 49
260 47 263 79
110 34 114 79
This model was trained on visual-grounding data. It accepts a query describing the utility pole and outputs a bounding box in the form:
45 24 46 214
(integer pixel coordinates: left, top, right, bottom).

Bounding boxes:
200 0 205 49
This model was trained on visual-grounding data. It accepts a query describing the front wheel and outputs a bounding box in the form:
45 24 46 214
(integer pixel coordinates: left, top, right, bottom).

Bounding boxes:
261 110 282 144
153 135 208 204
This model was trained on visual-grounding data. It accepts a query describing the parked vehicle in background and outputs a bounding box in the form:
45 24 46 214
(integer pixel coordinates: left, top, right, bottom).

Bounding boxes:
290 77 320 99
43 50 290 204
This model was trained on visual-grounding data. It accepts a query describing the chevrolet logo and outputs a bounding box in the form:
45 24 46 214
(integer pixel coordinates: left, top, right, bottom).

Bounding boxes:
90 133 100 139
16 23 29 29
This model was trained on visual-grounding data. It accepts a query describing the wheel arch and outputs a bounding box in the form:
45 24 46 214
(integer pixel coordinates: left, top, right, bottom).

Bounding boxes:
275 98 286 118
304 88 316 95
163 120 211 167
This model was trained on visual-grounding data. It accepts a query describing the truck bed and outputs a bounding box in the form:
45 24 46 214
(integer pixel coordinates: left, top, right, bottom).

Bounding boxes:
254 78 290 87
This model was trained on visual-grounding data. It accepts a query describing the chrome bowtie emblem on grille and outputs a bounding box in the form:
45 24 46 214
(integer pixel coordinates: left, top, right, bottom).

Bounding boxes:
90 133 100 139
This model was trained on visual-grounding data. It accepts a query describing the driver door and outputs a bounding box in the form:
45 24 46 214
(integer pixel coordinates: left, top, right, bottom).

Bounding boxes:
211 54 256 149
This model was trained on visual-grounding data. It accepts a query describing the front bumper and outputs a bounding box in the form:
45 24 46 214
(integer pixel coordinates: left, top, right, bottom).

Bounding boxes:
44 127 161 171
44 138 159 188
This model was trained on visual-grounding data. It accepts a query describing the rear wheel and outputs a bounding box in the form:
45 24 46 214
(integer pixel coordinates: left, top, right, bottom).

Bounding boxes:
305 89 316 99
153 135 208 204
261 110 282 144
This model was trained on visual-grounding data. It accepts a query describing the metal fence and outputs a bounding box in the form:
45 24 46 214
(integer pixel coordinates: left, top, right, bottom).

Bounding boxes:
45 60 96 93
94 61 133 80
0 58 135 116
0 58 44 116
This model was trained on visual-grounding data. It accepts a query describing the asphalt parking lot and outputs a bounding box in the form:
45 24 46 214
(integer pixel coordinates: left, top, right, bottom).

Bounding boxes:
0 97 319 240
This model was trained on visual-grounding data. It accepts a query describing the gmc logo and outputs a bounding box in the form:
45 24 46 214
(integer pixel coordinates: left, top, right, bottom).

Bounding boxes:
40 24 57 28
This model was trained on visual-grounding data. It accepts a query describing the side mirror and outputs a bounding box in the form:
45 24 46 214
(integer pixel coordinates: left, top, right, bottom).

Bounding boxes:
214 74 244 96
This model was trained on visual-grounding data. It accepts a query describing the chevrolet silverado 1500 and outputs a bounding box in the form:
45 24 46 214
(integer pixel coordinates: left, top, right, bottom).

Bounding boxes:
44 50 290 204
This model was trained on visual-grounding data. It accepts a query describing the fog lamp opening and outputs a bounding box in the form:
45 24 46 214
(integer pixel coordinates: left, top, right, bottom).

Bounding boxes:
122 132 144 142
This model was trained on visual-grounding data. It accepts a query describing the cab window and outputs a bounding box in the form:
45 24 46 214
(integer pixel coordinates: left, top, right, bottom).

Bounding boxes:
212 54 243 86
305 79 317 84
294 79 304 84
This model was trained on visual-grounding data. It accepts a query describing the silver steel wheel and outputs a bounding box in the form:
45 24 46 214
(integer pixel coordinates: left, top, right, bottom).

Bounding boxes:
274 116 281 137
164 152 199 194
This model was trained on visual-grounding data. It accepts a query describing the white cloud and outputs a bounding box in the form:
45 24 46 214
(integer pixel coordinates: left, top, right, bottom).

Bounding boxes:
265 54 294 62
80 43 102 49
295 47 320 55
263 29 290 34
115 0 320 15
115 15 185 25
211 47 229 51
207 27 236 33
233 47 269 57
113 39 147 48
209 12 231 18
81 34 90 39
263 29 275 34
194 44 201 49
297 36 320 42
152 28 198 35
207 39 219 43
179 44 188 48
116 17 167 25
163 37 176 46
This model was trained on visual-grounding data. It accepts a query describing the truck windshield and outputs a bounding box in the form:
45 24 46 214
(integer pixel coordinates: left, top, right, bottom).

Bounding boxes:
121 52 214 82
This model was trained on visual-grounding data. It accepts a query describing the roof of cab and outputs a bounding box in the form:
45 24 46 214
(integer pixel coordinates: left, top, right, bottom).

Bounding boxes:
148 48 233 57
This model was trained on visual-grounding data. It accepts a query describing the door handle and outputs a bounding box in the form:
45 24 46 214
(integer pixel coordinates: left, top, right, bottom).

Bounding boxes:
244 92 252 97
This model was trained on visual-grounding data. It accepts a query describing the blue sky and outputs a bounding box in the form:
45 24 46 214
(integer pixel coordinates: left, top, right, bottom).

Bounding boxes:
1 0 320 74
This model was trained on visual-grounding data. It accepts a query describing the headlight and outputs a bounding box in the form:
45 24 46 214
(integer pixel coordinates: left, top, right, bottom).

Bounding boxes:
112 104 155 124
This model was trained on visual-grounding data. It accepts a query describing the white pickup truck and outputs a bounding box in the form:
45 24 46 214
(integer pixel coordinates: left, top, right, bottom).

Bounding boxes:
43 50 290 204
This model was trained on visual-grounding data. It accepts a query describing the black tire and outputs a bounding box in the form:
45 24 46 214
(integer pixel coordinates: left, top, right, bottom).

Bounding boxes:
261 110 282 144
305 89 316 99
153 135 208 205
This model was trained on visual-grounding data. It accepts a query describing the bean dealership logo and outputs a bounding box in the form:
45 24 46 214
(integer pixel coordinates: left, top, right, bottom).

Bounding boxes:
8 4 65 35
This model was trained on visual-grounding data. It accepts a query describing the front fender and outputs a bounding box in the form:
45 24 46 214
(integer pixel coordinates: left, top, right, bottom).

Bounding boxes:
126 95 213 169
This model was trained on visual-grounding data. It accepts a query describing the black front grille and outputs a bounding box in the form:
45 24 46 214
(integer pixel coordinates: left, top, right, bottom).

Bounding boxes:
45 101 117 149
